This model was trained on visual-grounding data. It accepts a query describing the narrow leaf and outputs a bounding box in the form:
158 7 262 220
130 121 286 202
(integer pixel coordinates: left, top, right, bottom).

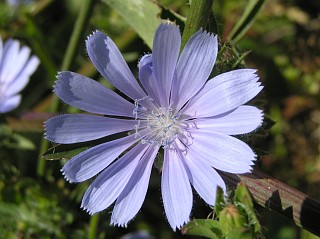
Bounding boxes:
227 0 265 43
214 186 226 218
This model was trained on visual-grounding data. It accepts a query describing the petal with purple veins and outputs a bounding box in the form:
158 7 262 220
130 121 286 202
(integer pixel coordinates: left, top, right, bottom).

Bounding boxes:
111 145 160 226
172 30 218 111
55 71 135 117
182 69 263 118
81 143 149 214
152 24 181 107
162 145 192 230
45 114 137 144
86 31 146 102
62 133 140 183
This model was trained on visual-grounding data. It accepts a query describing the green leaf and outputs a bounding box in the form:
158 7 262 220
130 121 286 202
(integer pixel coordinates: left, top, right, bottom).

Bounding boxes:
234 183 254 208
182 219 222 239
214 186 226 218
234 183 261 235
219 205 247 238
42 134 125 160
0 124 35 150
42 144 90 161
102 0 162 49
227 0 265 43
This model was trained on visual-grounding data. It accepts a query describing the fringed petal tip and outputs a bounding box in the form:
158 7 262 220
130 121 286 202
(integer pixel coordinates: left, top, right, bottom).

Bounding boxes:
170 219 189 232
43 120 49 137
138 54 152 69
85 30 103 42
110 221 128 228
60 168 75 183
160 20 179 27
80 203 95 215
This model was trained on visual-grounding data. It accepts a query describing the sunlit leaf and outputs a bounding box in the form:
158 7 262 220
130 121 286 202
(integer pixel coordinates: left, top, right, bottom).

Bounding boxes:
234 183 261 235
102 0 162 49
182 219 222 239
234 183 254 208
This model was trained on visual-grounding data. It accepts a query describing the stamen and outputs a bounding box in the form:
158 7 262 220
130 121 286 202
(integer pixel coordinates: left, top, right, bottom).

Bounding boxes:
134 98 182 147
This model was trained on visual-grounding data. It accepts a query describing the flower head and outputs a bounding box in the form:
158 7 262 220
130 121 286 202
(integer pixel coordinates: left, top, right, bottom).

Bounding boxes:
45 23 263 230
0 36 39 113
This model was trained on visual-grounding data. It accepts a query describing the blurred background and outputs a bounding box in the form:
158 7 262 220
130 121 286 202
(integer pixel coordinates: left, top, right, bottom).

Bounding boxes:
0 0 319 238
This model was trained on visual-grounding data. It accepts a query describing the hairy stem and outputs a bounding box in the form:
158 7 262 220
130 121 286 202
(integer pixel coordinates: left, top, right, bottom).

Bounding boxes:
181 0 214 49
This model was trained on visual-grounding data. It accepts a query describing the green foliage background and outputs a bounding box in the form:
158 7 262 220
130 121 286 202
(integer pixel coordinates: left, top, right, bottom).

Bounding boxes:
0 0 319 238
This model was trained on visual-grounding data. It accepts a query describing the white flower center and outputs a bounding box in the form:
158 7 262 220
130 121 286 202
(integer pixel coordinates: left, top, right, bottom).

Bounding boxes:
134 98 182 147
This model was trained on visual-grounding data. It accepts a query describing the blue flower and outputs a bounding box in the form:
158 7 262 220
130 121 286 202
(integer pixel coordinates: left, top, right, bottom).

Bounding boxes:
0 37 39 113
45 23 263 230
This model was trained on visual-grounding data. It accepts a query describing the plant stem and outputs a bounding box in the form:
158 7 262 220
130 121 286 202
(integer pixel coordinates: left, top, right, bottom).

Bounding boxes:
220 169 320 236
181 0 214 49
88 214 99 239
61 0 96 71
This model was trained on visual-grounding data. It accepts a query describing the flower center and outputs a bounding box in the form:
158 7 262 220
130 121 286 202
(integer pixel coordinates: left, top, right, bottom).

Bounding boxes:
134 98 181 147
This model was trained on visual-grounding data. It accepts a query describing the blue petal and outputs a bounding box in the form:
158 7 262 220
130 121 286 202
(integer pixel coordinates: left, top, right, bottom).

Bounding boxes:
81 143 149 215
186 129 256 174
182 69 263 118
152 24 181 107
0 40 20 83
190 106 263 135
55 71 135 117
86 31 146 102
0 36 2 58
171 29 218 112
111 145 160 227
0 94 21 113
62 133 139 183
184 152 226 206
45 114 137 144
5 55 39 96
138 54 160 105
162 145 192 231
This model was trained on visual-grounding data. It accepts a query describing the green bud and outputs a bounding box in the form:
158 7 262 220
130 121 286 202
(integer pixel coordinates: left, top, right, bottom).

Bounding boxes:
219 205 247 238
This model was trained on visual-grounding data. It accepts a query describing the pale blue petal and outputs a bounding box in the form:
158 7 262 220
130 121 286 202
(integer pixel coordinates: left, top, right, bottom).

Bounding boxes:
62 133 139 183
182 69 263 118
5 55 39 96
152 24 181 107
0 36 2 59
138 54 160 105
86 31 146 101
0 40 20 83
162 146 192 231
45 114 137 144
171 30 218 111
189 106 263 135
55 71 135 117
111 145 160 227
187 129 256 174
81 143 149 214
4 46 30 83
184 153 226 206
0 94 21 113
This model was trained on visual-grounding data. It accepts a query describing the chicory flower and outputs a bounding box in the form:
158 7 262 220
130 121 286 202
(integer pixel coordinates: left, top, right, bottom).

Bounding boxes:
0 36 39 113
45 23 263 230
